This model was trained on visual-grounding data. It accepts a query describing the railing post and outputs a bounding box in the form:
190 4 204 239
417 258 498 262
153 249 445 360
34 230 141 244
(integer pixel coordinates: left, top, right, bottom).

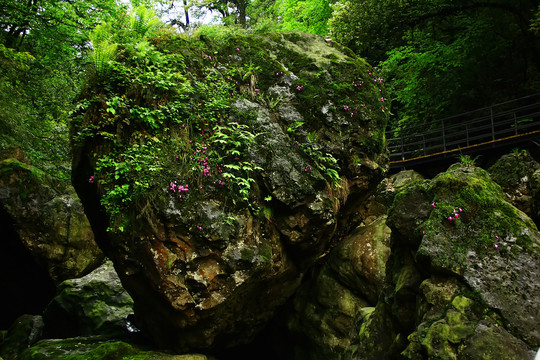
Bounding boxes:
514 112 518 135
490 106 495 140
442 120 446 151
466 124 469 146
423 135 426 155
400 132 405 161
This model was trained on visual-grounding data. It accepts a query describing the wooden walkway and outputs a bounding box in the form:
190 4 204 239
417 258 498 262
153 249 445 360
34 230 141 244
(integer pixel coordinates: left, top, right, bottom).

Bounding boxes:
386 94 540 169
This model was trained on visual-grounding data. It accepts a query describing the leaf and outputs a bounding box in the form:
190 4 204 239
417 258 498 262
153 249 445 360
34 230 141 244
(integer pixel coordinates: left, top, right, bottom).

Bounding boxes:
224 164 240 170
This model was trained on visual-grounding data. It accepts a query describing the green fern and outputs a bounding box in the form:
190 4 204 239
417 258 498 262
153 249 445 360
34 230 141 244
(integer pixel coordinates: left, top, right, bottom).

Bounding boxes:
89 22 117 77
130 6 163 39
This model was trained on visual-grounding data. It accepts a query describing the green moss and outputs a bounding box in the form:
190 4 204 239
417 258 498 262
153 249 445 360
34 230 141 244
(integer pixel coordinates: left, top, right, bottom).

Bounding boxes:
451 295 473 313
446 310 475 343
420 321 457 360
20 338 201 360
417 166 539 272
0 158 46 182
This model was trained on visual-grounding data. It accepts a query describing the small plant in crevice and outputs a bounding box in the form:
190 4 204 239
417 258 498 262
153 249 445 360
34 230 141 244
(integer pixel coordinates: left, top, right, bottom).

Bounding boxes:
458 154 479 167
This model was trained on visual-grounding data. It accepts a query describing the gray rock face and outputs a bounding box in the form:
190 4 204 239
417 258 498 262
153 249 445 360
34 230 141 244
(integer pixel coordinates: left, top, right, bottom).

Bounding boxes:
42 260 134 339
488 150 540 219
463 251 540 346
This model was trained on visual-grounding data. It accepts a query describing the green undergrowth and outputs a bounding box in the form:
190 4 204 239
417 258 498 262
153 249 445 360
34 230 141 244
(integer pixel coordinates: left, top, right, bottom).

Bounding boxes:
72 11 387 231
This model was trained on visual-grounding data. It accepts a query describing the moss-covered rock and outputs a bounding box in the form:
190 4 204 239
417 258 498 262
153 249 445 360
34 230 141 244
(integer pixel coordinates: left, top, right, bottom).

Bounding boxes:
354 301 400 360
460 319 533 360
286 265 369 360
387 163 540 357
72 29 388 352
328 216 391 303
42 260 134 339
0 156 103 284
0 315 44 360
18 337 211 360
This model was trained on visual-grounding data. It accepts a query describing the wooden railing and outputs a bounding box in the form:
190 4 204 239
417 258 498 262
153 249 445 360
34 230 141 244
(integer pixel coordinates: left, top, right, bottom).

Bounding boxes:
386 94 540 167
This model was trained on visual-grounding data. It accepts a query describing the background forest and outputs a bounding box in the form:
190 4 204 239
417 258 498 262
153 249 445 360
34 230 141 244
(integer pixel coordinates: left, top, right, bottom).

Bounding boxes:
0 0 539 175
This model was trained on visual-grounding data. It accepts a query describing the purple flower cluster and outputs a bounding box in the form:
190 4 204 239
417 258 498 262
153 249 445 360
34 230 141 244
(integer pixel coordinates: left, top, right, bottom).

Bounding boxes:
169 181 189 198
447 208 463 221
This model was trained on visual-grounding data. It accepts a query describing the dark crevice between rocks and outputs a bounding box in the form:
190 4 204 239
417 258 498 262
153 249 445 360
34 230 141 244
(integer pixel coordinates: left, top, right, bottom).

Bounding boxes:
0 206 56 329
71 149 111 255
211 302 296 360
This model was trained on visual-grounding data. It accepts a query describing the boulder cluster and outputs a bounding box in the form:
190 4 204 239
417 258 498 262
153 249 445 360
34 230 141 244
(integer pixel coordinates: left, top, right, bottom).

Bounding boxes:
1 31 539 360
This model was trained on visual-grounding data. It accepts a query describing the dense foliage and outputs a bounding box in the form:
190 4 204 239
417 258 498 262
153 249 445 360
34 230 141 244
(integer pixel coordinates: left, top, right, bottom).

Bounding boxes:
330 0 540 128
0 0 130 179
1 0 539 179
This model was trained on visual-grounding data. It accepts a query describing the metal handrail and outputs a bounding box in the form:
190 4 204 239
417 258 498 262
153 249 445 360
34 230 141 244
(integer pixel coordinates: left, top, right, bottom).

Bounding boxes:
386 94 540 164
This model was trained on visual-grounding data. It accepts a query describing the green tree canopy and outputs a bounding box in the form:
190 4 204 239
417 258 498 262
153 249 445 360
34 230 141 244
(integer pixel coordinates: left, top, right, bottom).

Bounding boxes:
330 0 540 129
0 0 129 178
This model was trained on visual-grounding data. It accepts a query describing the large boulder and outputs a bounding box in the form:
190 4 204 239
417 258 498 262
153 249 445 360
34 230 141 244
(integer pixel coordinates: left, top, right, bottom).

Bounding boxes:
385 164 540 359
0 153 103 329
71 30 388 352
42 260 134 339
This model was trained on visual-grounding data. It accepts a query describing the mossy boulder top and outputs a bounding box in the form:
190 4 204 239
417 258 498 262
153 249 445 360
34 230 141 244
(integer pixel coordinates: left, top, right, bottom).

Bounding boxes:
71 30 388 352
